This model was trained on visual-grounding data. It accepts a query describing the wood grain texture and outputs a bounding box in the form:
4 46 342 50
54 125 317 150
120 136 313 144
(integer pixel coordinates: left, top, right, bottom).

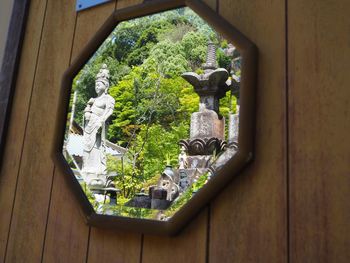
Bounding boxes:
209 0 287 262
202 0 216 11
142 209 208 263
117 0 143 9
142 1 216 262
4 0 77 262
0 0 14 64
2 0 350 262
87 229 142 263
41 172 90 263
41 2 116 263
0 0 47 261
71 1 116 62
288 1 350 262
0 0 29 162
86 1 144 262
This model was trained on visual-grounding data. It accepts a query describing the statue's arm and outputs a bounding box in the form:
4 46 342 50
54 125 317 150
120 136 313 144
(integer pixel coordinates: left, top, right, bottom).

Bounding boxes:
100 96 115 123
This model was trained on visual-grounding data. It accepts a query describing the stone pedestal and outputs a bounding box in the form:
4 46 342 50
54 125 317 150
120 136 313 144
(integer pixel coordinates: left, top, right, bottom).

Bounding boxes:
190 110 225 140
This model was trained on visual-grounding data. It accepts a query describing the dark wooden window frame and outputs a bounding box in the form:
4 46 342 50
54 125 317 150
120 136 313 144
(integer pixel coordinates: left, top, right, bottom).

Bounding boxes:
0 0 31 166
54 0 258 235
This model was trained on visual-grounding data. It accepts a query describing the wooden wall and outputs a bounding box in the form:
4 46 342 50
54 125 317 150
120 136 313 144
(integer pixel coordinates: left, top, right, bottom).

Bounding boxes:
0 0 14 63
0 0 349 262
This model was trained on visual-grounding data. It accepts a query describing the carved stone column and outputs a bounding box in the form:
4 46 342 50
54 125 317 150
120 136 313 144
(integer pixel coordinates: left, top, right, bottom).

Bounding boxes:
180 42 230 156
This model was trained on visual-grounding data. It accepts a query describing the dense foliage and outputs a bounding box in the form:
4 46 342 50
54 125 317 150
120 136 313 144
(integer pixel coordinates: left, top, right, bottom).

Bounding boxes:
70 7 239 202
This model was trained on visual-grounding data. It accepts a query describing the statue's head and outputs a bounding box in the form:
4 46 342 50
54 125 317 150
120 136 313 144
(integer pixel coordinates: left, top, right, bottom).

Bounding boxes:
95 81 108 95
95 64 110 95
95 79 109 95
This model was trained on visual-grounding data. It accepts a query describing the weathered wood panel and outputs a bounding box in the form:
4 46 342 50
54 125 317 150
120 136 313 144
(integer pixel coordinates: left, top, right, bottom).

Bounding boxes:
41 2 117 263
202 0 216 11
0 0 30 160
4 0 76 262
86 1 144 262
209 0 287 262
142 1 215 262
0 0 14 63
1 0 350 262
143 209 208 263
288 1 350 262
0 0 47 261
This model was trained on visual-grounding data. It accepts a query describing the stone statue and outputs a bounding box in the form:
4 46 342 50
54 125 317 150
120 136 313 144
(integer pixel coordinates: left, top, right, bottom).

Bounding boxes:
82 64 115 188
178 146 188 169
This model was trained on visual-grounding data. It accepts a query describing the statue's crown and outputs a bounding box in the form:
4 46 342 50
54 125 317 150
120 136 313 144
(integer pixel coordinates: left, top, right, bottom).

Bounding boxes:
96 63 110 87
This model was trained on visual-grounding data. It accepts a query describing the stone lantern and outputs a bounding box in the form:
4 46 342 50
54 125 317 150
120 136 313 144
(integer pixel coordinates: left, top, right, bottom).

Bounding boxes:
179 42 230 157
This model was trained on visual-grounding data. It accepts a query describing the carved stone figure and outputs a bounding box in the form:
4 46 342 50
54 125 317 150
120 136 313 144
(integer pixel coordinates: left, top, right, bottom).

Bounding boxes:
82 65 115 188
178 146 188 169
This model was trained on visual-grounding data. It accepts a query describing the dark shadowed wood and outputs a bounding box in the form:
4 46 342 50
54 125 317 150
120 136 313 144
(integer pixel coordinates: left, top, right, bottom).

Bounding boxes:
288 1 350 262
0 0 30 165
41 3 117 261
4 0 77 262
202 0 216 10
86 1 143 262
209 0 287 262
117 0 144 9
0 0 47 261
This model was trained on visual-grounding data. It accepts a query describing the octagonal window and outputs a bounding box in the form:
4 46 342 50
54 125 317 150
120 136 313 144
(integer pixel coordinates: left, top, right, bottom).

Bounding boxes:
62 6 241 221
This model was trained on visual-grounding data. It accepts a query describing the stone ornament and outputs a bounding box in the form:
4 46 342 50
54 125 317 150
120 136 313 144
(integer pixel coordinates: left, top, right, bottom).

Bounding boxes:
179 42 229 156
82 65 115 189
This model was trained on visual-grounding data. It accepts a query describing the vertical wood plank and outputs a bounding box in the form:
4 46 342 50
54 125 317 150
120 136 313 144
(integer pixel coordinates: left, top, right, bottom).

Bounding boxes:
0 0 47 261
142 1 215 262
86 1 144 262
288 1 350 262
71 2 116 62
41 3 117 263
4 0 77 262
0 0 30 161
209 0 287 262
142 210 208 263
0 0 14 63
87 230 142 263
